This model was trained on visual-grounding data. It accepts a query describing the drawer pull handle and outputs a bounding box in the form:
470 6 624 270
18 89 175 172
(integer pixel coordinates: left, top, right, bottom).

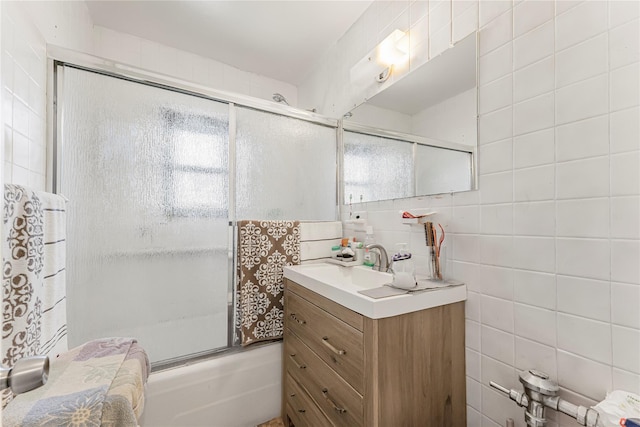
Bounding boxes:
322 337 346 355
297 409 306 413
290 313 306 325
289 353 306 369
322 388 347 414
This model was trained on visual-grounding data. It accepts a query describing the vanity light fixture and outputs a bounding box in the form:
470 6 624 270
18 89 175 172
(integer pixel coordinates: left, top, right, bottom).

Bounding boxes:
350 29 410 85
376 29 409 82
376 29 409 67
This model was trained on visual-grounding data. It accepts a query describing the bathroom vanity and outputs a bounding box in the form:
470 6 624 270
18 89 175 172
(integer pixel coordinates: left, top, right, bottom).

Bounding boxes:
282 263 467 427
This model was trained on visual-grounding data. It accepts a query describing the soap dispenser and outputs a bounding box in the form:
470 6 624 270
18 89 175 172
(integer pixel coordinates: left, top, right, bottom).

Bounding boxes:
391 243 416 289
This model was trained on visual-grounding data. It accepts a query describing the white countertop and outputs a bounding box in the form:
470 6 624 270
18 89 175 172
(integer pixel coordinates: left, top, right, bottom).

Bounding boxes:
284 262 467 319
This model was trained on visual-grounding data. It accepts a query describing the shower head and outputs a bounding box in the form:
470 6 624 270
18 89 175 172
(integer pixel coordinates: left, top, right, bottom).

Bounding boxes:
272 93 289 105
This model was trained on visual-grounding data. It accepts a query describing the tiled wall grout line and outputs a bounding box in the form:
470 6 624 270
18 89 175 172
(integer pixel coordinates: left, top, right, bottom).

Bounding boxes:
552 0 560 387
606 1 615 387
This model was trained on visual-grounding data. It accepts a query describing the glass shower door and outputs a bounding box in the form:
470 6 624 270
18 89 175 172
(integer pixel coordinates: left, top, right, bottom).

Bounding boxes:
58 65 230 364
235 106 337 220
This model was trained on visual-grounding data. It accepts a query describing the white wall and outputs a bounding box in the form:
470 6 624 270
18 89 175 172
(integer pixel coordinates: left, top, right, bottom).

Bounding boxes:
302 1 640 426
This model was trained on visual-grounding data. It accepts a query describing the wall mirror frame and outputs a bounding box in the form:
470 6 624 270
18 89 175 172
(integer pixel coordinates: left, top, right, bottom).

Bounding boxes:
338 32 479 206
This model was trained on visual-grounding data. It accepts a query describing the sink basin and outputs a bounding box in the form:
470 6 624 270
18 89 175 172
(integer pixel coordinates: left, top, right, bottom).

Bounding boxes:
284 261 466 319
286 263 392 290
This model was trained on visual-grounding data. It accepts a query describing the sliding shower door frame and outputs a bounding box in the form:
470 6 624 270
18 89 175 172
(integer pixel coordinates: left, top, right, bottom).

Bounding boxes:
49 47 338 370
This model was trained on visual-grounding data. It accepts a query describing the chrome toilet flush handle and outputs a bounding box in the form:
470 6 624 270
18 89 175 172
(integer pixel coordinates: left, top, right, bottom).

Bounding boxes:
490 369 600 427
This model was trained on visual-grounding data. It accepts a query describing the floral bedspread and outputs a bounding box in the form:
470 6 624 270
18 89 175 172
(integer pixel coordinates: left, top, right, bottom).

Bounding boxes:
2 337 149 427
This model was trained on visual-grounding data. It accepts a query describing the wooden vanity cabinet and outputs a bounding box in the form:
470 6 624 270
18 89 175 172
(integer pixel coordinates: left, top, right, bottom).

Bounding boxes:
282 278 466 427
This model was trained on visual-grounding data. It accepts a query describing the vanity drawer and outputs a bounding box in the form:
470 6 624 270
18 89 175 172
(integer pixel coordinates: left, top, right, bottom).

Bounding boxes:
285 290 364 394
284 373 332 427
285 329 363 427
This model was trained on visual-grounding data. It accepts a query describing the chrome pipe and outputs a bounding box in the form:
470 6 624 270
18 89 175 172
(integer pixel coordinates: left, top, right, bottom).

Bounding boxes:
0 356 50 394
491 370 600 427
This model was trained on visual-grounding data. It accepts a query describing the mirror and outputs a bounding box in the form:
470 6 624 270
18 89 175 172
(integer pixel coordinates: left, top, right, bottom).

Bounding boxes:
341 32 477 204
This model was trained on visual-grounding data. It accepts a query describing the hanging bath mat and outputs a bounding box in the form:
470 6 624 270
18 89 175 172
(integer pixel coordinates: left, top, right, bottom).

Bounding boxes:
236 220 300 346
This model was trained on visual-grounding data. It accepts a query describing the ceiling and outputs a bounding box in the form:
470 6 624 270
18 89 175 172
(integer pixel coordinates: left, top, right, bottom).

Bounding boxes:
85 0 373 86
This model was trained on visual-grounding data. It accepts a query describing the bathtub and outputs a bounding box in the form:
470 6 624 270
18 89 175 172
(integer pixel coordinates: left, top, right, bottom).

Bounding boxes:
140 343 282 427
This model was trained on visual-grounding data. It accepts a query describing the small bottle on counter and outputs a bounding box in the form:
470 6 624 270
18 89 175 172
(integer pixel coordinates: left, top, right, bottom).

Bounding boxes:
391 243 416 289
331 245 341 259
349 241 365 263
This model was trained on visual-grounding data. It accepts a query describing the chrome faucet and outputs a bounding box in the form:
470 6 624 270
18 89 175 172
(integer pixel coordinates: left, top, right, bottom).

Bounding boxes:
365 244 390 272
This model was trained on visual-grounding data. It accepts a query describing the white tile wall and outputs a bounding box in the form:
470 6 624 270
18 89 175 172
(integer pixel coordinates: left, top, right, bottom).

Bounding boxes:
557 275 611 322
556 198 609 238
557 350 612 401
2 2 47 190
513 20 554 70
479 138 512 174
555 74 609 125
514 164 555 202
478 41 511 85
480 203 512 236
513 56 554 103
515 336 557 378
611 196 640 239
612 282 640 329
555 32 608 88
610 106 640 153
513 201 555 237
514 303 556 347
513 128 555 169
307 0 640 424
555 115 609 162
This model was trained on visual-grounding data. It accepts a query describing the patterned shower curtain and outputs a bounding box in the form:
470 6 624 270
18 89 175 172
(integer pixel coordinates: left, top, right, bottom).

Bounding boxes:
2 184 68 407
236 220 300 346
